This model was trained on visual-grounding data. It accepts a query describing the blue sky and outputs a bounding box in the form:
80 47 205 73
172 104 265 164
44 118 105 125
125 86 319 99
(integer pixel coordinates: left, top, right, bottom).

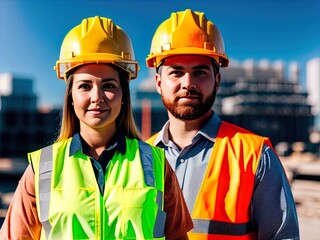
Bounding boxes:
0 0 319 108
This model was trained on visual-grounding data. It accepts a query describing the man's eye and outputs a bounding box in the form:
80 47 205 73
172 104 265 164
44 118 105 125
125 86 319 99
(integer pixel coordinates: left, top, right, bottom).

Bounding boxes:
194 70 207 76
170 70 183 76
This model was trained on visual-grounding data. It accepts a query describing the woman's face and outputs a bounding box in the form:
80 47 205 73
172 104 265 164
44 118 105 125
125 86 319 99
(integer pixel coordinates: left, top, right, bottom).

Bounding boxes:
71 64 123 133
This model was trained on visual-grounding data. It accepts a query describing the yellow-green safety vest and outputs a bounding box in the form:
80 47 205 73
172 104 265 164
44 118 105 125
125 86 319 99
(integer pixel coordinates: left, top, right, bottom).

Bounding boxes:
29 136 166 240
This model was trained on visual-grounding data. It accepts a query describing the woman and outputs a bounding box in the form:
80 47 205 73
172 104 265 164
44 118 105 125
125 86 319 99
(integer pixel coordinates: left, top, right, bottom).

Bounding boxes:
0 16 193 239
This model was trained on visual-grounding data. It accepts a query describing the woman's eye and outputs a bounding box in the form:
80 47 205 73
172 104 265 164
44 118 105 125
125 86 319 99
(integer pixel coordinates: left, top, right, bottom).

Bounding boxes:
79 84 91 89
103 83 117 89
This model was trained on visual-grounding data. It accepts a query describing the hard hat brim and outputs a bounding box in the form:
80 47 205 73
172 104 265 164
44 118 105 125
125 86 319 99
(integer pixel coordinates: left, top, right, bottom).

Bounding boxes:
55 53 139 80
146 47 229 68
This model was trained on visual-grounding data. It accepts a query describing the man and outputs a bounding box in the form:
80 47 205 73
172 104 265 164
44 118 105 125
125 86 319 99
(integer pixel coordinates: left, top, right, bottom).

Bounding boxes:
146 9 299 240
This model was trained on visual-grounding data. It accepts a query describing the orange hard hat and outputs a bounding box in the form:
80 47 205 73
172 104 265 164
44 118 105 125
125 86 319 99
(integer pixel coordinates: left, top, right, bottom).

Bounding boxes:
146 9 229 68
54 16 139 80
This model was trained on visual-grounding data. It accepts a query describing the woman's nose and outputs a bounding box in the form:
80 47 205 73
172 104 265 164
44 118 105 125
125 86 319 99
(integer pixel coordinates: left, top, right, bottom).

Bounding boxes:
91 88 104 103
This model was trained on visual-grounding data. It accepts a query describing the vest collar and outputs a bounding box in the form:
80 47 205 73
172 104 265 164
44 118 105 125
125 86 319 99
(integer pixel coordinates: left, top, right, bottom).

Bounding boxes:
69 132 126 157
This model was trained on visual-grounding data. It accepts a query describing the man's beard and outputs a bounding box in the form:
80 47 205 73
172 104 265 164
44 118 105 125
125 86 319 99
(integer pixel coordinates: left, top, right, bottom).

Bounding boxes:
161 90 216 120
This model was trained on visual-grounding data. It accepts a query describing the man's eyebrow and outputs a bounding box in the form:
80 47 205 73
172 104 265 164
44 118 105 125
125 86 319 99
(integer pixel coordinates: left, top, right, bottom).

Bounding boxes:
192 64 211 70
167 65 184 70
166 64 211 71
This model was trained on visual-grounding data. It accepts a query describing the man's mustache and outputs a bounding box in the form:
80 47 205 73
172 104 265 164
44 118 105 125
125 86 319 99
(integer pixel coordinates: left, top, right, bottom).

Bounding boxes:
174 90 202 98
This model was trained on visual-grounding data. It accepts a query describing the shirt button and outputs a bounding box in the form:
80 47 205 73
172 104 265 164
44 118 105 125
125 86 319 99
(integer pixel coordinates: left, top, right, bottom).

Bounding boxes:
180 159 185 163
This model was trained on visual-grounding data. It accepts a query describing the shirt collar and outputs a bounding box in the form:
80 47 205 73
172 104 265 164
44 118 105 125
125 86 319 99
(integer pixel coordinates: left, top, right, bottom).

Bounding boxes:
69 131 126 156
153 111 222 146
198 111 222 141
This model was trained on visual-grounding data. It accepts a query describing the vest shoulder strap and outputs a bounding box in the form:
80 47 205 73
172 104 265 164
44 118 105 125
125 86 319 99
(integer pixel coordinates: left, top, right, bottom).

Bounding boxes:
138 140 156 187
146 132 159 145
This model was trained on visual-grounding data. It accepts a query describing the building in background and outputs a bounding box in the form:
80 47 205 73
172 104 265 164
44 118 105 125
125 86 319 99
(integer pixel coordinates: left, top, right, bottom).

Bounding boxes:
0 73 59 158
306 58 320 155
307 58 320 130
217 59 313 154
134 59 314 155
0 73 37 112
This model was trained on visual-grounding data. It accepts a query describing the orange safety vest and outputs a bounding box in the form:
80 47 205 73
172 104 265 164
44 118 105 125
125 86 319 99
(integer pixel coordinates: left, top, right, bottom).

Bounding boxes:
147 121 273 240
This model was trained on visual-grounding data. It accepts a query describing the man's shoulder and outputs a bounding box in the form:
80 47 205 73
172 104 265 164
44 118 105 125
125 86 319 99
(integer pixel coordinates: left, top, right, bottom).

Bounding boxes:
146 132 159 145
221 121 264 137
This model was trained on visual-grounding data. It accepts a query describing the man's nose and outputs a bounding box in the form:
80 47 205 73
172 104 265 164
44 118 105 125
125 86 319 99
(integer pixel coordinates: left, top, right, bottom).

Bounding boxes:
181 72 196 89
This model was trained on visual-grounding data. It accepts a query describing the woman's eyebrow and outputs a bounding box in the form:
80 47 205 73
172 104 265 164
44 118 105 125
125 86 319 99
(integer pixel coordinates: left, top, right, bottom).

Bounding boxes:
101 78 117 82
74 79 92 84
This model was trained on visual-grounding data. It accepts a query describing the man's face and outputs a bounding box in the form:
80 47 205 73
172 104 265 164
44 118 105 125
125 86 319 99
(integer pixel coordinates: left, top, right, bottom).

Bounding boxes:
156 55 220 120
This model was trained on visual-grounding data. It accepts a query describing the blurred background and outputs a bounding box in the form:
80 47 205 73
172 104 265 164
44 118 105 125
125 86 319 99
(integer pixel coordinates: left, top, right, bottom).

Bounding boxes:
1 0 319 238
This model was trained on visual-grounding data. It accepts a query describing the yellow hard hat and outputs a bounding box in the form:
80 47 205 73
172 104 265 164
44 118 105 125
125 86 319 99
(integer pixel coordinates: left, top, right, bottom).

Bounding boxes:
146 9 229 68
54 16 139 80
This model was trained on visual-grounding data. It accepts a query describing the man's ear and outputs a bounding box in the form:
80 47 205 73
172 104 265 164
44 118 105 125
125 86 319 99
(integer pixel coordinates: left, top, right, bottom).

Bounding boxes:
155 73 162 95
215 72 221 93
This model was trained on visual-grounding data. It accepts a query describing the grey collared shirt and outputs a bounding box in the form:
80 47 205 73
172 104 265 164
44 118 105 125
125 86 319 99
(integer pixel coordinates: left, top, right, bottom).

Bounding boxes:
152 112 299 239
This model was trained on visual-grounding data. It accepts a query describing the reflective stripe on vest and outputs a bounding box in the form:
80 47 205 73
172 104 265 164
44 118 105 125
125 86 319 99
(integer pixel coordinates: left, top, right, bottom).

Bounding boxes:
35 138 165 239
192 219 254 235
38 145 53 239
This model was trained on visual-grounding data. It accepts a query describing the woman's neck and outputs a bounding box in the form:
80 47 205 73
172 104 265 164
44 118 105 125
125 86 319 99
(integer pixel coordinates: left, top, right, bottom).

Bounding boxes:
80 124 117 159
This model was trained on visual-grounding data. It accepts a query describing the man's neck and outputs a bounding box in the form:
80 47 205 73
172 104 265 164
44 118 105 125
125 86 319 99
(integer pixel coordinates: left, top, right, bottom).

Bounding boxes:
167 110 213 149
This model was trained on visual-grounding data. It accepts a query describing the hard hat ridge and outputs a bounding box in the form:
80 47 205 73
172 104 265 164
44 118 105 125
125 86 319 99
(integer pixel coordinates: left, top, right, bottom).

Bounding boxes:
171 9 207 49
146 9 229 68
78 17 119 57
